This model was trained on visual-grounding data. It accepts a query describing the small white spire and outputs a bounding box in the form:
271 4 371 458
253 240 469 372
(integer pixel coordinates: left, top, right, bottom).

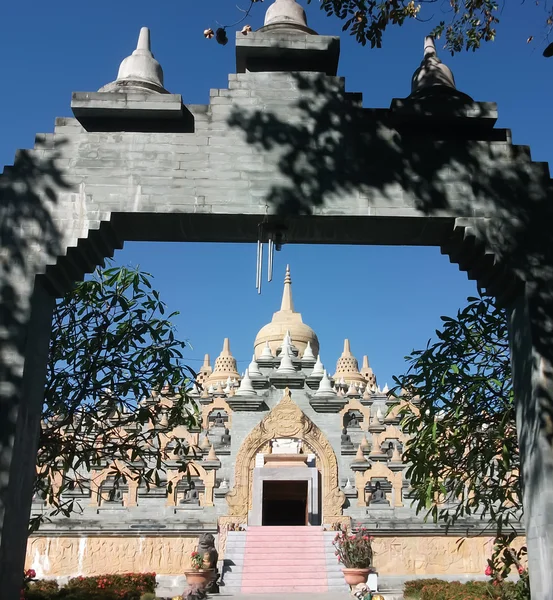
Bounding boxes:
277 347 296 374
280 266 295 312
315 370 337 397
302 341 316 361
311 355 324 377
376 407 384 423
248 354 263 377
383 383 389 394
264 0 309 30
346 383 359 397
344 478 352 490
236 369 257 396
279 330 292 355
208 384 215 394
99 27 167 94
410 35 458 96
260 341 274 359
391 444 402 463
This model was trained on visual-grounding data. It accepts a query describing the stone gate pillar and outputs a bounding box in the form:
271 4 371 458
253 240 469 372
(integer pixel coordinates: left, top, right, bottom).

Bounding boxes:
509 291 553 600
0 279 55 599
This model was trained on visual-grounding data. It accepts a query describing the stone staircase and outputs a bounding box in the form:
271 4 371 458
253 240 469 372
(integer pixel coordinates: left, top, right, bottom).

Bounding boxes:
221 526 349 594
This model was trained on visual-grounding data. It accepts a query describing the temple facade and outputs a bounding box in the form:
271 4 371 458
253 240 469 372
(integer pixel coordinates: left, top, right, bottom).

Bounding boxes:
25 266 519 589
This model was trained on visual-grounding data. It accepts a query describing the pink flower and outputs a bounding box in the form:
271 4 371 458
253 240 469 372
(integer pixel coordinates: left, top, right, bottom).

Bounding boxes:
485 565 492 576
518 566 525 575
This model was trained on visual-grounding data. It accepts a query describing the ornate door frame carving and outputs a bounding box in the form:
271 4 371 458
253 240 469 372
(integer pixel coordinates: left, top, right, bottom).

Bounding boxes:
226 388 346 523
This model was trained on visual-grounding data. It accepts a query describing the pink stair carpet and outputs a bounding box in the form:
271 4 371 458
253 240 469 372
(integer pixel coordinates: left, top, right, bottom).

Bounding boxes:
240 526 329 594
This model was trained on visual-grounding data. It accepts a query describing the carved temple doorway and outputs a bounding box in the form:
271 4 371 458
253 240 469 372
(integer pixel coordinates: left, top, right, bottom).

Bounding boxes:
262 480 308 526
225 389 345 527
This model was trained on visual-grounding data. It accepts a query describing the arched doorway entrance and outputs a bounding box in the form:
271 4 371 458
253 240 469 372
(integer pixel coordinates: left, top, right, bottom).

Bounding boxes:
226 389 346 526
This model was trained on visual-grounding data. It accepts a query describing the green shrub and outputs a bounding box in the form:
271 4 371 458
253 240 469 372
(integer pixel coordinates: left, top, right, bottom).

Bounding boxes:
64 573 156 593
404 579 518 600
404 578 448 598
140 594 157 600
25 579 60 600
22 573 157 600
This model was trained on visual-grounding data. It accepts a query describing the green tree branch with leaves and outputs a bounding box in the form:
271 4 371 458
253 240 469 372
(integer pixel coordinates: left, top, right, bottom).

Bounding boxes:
33 265 199 531
392 293 526 584
205 0 553 55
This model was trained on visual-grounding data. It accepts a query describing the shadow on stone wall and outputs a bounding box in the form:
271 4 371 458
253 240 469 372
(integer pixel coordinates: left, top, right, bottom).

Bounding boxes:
228 72 553 529
0 140 69 592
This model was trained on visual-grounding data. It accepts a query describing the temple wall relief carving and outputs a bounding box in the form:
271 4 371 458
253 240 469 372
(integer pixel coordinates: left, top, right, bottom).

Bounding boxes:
372 536 527 576
25 536 198 577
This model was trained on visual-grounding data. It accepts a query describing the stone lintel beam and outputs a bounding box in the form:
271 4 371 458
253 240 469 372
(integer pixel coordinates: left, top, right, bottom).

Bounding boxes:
71 92 194 133
236 32 340 76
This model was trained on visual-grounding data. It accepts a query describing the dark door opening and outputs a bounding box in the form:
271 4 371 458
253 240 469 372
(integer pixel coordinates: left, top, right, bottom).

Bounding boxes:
262 480 308 526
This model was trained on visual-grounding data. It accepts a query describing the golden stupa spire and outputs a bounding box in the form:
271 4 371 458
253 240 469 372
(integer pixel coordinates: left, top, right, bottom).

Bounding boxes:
280 264 294 312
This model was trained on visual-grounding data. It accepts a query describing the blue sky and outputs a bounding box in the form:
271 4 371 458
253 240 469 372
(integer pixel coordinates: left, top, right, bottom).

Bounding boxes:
2 0 552 385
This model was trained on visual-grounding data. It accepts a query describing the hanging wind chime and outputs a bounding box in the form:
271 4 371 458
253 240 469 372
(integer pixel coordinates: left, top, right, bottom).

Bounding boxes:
256 222 286 294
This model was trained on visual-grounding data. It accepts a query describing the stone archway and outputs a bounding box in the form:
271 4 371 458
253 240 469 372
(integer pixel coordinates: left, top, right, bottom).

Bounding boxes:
226 388 346 525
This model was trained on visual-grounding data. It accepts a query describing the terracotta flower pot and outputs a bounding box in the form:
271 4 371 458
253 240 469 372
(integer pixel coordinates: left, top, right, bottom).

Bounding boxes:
342 567 371 586
184 568 215 587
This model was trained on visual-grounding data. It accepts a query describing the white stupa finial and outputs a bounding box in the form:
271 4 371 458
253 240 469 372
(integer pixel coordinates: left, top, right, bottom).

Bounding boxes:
99 27 167 94
410 35 463 98
424 36 437 58
235 369 257 396
315 370 337 397
302 341 316 362
346 383 359 397
260 341 274 359
311 355 324 378
264 0 310 30
277 347 296 374
248 354 263 377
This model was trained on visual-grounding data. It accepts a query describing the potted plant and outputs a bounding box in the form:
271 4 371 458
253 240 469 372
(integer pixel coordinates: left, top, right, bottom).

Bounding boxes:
333 526 375 587
183 551 215 588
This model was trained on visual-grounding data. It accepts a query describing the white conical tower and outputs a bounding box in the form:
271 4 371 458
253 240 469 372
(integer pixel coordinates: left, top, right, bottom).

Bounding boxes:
277 344 296 374
264 0 311 31
235 369 257 396
302 341 316 362
410 36 471 100
346 383 360 397
278 330 293 356
99 27 168 94
248 354 263 377
260 341 274 359
391 444 402 463
311 355 324 378
315 370 337 397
